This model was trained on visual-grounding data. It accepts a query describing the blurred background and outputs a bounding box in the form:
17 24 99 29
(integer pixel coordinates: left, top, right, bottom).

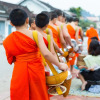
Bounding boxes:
0 0 100 100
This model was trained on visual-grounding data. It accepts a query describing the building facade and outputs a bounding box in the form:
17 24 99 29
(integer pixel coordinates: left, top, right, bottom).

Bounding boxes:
0 1 34 39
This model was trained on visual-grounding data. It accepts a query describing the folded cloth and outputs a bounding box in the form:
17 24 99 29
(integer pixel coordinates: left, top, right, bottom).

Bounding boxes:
84 55 100 69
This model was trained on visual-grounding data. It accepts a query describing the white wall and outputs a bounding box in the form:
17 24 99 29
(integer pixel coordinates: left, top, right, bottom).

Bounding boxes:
0 18 16 38
21 0 51 14
0 17 8 38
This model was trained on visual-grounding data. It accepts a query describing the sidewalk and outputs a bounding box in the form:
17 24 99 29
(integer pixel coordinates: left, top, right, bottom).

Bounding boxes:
4 94 100 100
50 95 100 100
3 71 100 100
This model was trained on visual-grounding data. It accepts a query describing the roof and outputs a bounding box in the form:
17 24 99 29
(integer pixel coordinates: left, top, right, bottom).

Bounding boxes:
0 1 35 19
19 0 56 10
0 4 9 18
18 0 72 18
38 0 56 10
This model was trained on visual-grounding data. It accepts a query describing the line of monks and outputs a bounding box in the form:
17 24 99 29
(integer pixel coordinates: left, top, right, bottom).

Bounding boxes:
3 8 99 100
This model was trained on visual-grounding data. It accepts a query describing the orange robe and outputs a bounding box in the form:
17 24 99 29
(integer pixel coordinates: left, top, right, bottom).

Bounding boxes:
67 24 76 39
78 29 81 39
48 25 61 48
67 24 76 66
3 31 49 100
86 27 99 49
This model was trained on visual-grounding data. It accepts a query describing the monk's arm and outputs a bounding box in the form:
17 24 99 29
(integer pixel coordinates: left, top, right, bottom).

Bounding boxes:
59 27 66 48
48 29 63 54
80 29 84 41
37 32 67 70
75 27 80 44
3 42 15 64
49 30 59 60
62 25 73 47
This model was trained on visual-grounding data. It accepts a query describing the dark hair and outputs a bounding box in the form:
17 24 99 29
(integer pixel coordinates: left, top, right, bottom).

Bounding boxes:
54 9 63 16
9 9 28 26
29 17 35 27
95 45 100 55
35 13 49 28
67 16 73 23
50 11 57 20
73 17 79 22
91 36 98 41
41 11 50 19
88 40 100 56
63 13 66 18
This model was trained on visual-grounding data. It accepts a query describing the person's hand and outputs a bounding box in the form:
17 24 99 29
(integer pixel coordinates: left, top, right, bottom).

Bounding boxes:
60 50 64 55
59 63 68 71
88 68 94 71
59 57 65 63
70 43 74 49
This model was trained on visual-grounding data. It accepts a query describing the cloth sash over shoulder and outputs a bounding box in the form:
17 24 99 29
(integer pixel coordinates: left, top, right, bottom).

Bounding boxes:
32 31 69 95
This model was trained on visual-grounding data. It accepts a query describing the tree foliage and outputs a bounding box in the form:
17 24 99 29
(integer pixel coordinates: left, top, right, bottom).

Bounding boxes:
79 19 96 31
69 7 96 32
69 7 82 17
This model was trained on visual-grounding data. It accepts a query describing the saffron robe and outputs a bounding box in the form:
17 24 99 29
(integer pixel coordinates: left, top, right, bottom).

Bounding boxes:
3 31 49 100
67 24 76 66
86 27 99 49
48 25 61 48
67 24 76 39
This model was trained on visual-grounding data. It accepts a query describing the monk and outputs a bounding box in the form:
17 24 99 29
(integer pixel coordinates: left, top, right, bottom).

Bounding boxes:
55 9 73 47
73 17 84 52
35 12 59 61
29 17 36 30
66 16 73 24
48 11 66 48
86 24 99 49
62 13 67 24
41 11 64 55
3 9 67 100
66 17 80 72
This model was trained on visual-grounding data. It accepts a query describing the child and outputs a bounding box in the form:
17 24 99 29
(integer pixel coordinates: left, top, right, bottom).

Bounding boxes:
29 17 36 30
3 9 67 100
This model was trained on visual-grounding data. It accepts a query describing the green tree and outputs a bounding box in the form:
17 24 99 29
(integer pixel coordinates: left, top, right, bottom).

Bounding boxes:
79 19 96 32
69 7 82 17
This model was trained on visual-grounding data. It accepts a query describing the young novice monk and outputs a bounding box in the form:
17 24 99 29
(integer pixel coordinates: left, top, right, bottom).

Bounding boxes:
55 9 73 47
48 11 66 48
29 17 36 30
3 9 67 100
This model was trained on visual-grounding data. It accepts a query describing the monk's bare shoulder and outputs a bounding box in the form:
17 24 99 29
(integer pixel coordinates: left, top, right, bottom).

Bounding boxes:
27 29 43 40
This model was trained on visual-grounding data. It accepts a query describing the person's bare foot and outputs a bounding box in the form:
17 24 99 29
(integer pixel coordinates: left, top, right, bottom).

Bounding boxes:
81 81 87 91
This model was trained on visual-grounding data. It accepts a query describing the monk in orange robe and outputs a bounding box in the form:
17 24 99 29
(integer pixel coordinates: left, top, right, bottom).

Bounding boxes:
66 17 80 72
86 24 99 49
29 17 36 30
48 11 66 48
55 9 73 47
3 9 67 100
54 10 75 69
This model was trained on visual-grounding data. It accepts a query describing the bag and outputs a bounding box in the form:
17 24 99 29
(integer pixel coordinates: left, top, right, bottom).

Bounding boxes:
77 54 86 66
32 31 69 95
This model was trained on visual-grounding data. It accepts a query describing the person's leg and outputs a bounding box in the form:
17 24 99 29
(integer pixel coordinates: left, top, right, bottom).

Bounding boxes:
78 73 87 90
